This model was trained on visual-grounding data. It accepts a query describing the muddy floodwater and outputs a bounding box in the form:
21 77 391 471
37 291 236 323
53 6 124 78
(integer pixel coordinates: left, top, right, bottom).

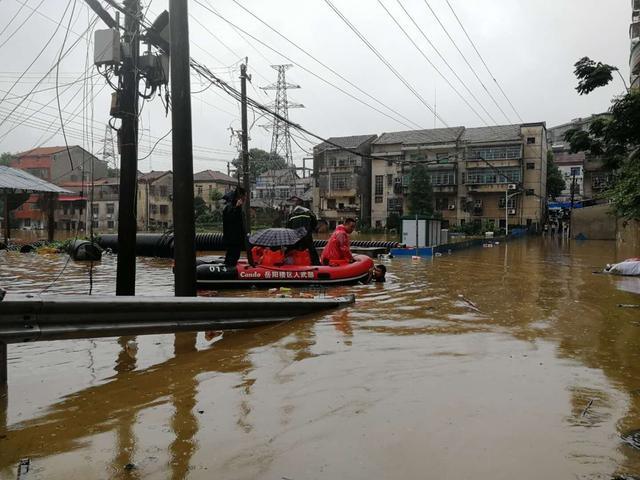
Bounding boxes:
1 237 639 479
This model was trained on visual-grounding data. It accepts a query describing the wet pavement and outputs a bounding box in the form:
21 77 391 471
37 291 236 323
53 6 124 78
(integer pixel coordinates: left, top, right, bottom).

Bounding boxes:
0 237 639 479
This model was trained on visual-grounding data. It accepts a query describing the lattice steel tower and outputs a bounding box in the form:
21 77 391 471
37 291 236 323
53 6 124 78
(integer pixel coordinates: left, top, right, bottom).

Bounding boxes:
261 64 303 165
101 124 117 169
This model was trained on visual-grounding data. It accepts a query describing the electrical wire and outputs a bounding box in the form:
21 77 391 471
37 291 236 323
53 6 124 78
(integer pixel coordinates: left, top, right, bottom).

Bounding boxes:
417 0 511 123
0 0 47 50
193 0 425 131
444 0 523 122
377 0 493 127
57 0 79 170
321 0 447 126
229 0 423 131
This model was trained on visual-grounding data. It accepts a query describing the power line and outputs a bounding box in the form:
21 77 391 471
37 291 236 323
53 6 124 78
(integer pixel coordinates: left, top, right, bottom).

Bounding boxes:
192 0 424 130
419 0 511 123
377 0 493 126
443 0 523 122
0 0 28 40
0 0 47 50
229 0 423 130
392 0 503 125
322 0 447 126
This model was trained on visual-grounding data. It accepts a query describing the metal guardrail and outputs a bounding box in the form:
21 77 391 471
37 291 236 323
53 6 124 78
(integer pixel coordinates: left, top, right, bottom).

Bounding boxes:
0 293 355 386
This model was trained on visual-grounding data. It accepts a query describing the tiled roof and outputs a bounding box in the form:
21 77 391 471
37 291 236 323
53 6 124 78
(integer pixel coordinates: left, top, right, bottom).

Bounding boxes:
17 146 68 157
374 127 464 145
461 125 522 143
315 134 377 152
138 170 171 182
0 166 71 193
193 169 236 183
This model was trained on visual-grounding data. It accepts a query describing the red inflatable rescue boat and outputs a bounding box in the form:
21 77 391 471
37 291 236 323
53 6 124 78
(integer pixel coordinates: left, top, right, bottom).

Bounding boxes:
196 254 374 289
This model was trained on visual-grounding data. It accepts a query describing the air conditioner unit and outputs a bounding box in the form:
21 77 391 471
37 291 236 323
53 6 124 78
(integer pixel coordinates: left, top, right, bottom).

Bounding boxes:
448 204 456 210
508 184 517 190
508 209 516 215
107 214 112 219
92 214 98 219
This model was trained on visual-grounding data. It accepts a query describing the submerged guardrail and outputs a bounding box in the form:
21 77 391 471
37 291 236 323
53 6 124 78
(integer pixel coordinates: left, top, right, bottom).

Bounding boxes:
0 293 355 386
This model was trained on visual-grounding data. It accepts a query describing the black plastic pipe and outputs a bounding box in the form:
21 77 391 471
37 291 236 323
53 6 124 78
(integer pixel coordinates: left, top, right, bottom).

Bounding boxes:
97 233 402 258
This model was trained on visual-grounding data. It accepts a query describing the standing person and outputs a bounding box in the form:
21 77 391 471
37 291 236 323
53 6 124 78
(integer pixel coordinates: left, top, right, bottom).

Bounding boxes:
320 218 356 265
287 199 320 265
222 187 248 267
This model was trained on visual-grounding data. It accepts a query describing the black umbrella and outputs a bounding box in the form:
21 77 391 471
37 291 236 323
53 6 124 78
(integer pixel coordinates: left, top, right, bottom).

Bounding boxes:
249 228 307 247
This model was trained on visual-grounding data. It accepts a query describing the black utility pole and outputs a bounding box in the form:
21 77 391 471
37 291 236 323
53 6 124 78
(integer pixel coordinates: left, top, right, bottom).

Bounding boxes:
170 0 196 296
240 62 251 233
116 0 140 296
569 169 577 212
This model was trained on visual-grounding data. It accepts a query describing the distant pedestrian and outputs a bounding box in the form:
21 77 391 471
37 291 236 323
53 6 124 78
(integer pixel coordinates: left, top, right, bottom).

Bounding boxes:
222 187 248 267
287 199 320 265
321 218 356 265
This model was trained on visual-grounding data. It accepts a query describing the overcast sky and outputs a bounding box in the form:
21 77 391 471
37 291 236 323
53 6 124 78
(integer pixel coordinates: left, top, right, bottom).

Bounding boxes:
0 0 632 174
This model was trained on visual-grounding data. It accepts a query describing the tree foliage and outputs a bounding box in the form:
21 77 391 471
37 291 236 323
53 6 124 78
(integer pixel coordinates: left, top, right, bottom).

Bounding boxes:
232 148 287 180
546 151 566 199
0 152 15 166
407 164 434 216
573 57 619 95
566 57 640 220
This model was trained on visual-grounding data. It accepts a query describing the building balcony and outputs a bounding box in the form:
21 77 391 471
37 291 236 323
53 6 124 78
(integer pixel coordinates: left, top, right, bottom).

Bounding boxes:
631 20 640 41
631 41 640 75
466 183 514 193
465 158 521 169
432 185 457 193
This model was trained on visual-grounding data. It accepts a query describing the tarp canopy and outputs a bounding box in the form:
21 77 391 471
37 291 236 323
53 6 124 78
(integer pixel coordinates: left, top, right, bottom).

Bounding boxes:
0 166 71 194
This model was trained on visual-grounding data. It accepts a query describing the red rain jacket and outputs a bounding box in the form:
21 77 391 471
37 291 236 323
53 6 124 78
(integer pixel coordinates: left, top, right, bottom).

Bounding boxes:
320 225 353 264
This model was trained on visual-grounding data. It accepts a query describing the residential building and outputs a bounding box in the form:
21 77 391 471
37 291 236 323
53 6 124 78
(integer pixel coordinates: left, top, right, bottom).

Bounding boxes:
313 134 377 228
137 171 173 231
548 115 610 201
631 0 640 89
461 123 547 231
370 128 463 228
9 146 108 230
252 168 301 210
193 169 237 210
366 123 548 230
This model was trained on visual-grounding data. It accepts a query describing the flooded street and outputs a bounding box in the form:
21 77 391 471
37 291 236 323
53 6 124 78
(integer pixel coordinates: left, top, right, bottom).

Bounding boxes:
1 237 639 479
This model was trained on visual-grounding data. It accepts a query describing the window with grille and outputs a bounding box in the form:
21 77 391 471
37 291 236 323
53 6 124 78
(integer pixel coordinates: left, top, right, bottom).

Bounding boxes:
466 167 521 184
470 145 521 160
331 174 352 191
374 175 384 195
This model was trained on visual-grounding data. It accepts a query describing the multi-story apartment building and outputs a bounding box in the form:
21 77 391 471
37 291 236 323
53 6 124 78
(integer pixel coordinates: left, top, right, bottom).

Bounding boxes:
370 127 464 228
461 124 547 230
9 146 107 230
364 123 547 230
548 115 610 201
312 134 377 228
137 171 173 231
193 169 236 210
56 178 120 232
631 0 640 89
252 168 301 210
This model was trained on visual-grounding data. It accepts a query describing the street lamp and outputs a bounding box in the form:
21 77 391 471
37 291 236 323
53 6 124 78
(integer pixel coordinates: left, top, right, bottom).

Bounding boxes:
504 187 521 237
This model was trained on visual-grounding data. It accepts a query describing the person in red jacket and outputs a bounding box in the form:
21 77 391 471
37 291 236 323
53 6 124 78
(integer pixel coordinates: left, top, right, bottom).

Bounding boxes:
320 218 356 265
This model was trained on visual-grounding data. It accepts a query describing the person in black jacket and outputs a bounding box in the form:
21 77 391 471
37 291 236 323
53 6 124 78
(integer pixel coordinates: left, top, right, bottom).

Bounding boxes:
286 199 320 266
223 187 248 267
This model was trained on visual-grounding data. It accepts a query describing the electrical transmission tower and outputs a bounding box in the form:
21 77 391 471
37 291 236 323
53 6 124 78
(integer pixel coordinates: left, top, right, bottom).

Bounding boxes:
101 124 117 170
261 64 303 165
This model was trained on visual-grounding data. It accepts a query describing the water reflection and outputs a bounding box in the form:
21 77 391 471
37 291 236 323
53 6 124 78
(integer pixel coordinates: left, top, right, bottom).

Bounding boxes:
0 238 639 478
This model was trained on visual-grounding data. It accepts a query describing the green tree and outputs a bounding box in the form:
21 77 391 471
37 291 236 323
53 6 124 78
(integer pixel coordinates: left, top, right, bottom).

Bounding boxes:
565 56 640 220
193 195 208 219
546 151 566 199
0 152 15 166
407 164 434 216
232 148 287 180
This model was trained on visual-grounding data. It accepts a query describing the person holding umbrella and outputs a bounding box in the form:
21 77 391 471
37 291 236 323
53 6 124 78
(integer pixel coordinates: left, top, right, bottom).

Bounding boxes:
286 198 320 265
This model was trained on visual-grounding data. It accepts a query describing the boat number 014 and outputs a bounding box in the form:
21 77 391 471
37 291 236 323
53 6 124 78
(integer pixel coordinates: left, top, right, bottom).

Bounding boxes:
208 265 228 273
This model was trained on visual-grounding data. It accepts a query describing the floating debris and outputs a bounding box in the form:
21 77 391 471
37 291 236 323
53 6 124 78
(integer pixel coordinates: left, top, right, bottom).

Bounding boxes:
622 430 640 450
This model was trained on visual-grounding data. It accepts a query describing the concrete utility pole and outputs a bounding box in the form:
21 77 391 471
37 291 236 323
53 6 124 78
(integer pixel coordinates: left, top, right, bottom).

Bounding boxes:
170 0 197 296
3 192 9 244
240 61 251 233
116 0 141 296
